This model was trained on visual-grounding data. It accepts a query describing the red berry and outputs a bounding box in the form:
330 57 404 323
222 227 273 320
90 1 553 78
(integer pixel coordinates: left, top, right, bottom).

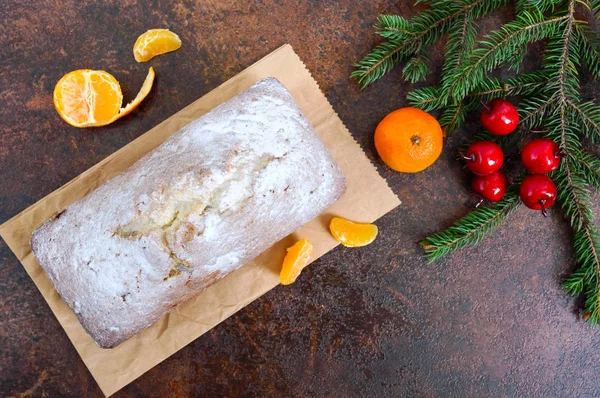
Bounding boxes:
480 98 519 135
472 171 507 202
521 138 561 174
463 140 504 176
519 175 557 217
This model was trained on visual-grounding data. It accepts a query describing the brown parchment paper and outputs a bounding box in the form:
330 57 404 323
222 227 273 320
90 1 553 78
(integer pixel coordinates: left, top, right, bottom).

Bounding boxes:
0 44 400 397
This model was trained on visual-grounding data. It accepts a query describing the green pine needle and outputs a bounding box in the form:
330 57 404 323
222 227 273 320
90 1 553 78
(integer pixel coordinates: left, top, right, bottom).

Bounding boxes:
438 100 475 134
568 100 600 144
571 148 600 190
586 0 600 19
440 11 478 91
518 94 558 130
376 15 416 40
402 55 429 82
351 39 409 88
517 0 564 12
408 72 549 113
420 189 521 262
406 86 447 111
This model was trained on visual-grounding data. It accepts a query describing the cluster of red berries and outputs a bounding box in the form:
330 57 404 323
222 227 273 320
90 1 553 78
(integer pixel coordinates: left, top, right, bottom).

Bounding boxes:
462 98 559 216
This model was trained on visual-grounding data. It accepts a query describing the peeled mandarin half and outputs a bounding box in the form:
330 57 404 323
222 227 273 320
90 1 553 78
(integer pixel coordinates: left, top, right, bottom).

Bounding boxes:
280 238 313 285
54 70 123 127
329 217 378 247
53 67 155 128
133 29 182 62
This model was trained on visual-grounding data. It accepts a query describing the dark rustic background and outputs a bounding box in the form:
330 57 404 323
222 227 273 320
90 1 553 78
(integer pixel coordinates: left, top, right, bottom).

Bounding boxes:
2 0 600 396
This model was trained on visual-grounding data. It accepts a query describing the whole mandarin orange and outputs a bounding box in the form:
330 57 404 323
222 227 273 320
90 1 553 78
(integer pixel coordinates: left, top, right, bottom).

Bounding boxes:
374 107 443 173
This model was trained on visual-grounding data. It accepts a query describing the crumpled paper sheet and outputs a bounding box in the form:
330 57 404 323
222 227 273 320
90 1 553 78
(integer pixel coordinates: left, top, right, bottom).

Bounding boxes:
0 44 400 397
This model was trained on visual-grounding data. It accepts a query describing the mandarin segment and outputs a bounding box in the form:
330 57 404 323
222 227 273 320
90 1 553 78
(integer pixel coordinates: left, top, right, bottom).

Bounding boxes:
53 68 155 128
280 238 313 285
54 71 88 126
329 217 378 247
89 70 123 123
133 29 182 62
374 107 443 173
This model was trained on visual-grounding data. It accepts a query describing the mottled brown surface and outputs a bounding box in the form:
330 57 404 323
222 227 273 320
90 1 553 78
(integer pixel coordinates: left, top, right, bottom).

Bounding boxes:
1 1 600 397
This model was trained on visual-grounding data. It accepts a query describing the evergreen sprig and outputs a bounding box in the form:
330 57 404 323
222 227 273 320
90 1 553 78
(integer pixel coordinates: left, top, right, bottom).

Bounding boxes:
448 9 568 101
350 0 509 88
353 0 600 322
421 188 521 261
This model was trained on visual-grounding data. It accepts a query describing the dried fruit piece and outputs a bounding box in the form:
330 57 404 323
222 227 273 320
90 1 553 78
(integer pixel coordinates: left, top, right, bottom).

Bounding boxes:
280 238 313 285
329 217 378 247
133 29 182 62
54 69 123 127
53 68 155 128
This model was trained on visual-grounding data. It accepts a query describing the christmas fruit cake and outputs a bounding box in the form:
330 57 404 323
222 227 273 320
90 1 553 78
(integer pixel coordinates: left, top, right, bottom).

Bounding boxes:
31 78 346 348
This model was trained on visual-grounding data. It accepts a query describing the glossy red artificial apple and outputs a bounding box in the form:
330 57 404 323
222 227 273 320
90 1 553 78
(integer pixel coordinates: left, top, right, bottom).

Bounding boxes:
462 140 504 176
521 138 562 174
480 98 519 135
519 174 557 217
472 171 507 202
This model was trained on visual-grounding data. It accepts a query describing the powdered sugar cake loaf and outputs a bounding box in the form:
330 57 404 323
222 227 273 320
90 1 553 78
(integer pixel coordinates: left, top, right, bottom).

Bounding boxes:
31 78 346 348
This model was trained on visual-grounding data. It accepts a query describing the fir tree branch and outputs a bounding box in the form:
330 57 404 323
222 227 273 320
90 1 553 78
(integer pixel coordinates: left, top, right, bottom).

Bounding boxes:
350 39 410 88
421 189 521 261
518 96 558 130
542 0 581 118
543 0 600 320
408 72 549 113
564 226 600 324
555 157 600 321
376 15 416 40
567 100 600 143
555 120 590 231
436 9 479 123
402 54 429 82
466 72 549 98
575 24 600 79
550 108 600 321
438 100 480 134
571 147 600 190
441 10 477 89
518 0 565 12
406 87 447 111
455 15 472 67
352 0 501 88
584 0 600 18
439 101 467 134
450 10 569 100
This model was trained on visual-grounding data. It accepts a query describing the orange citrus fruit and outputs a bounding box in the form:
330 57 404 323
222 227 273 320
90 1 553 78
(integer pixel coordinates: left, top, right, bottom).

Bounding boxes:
374 107 443 173
53 67 155 128
134 29 182 62
54 70 122 127
280 238 313 285
330 217 378 247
